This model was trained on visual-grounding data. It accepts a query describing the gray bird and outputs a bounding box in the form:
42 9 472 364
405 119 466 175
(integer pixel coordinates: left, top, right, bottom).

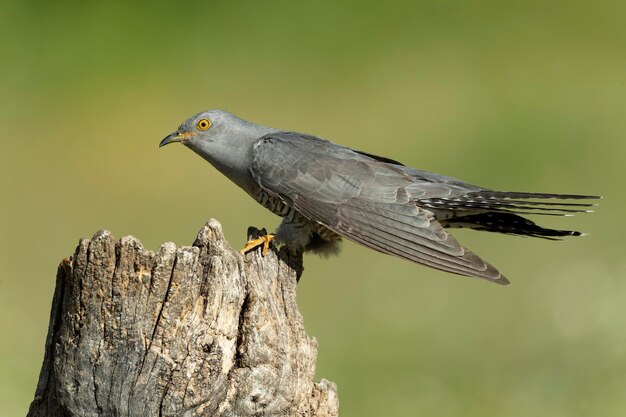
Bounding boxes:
160 110 599 285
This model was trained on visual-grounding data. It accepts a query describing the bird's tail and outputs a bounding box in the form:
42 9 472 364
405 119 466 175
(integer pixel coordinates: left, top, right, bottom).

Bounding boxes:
442 212 583 240
426 191 600 239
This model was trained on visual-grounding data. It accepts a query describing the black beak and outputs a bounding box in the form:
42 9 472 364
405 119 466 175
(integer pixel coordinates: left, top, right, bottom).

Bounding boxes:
159 132 181 148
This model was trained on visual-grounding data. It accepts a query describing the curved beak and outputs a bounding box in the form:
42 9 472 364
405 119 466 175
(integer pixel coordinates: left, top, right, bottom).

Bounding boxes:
159 132 182 148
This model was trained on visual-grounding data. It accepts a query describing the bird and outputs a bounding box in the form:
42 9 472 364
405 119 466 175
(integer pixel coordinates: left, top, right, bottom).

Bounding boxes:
160 110 599 285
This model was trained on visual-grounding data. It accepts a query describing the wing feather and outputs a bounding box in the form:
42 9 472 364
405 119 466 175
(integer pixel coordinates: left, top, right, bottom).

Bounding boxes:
251 132 508 284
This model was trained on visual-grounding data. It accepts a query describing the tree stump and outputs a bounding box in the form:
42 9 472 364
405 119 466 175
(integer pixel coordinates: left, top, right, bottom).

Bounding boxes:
27 219 338 417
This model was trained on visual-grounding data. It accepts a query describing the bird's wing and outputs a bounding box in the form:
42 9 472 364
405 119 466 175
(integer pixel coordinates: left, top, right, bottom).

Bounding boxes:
250 132 508 284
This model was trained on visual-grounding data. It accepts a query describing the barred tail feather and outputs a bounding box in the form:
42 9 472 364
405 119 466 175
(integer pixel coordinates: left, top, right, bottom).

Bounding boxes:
467 191 601 200
420 191 601 217
442 212 584 240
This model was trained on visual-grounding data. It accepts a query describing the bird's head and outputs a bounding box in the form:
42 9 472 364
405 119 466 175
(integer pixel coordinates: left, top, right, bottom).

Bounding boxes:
159 109 250 148
160 109 275 190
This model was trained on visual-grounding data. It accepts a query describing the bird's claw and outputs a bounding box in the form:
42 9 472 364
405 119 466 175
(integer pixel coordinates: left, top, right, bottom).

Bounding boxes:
240 234 276 256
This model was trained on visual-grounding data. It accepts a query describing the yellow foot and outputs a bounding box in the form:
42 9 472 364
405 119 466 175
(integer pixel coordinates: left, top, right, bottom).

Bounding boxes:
239 234 276 256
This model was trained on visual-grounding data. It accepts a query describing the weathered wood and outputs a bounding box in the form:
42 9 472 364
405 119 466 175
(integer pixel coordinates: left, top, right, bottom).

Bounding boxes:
28 219 338 417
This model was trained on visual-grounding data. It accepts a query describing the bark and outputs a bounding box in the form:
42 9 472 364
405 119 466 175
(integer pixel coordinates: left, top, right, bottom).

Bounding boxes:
27 219 338 417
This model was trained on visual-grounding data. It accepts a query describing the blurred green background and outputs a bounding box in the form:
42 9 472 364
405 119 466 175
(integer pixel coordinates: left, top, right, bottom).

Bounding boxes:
1 0 625 416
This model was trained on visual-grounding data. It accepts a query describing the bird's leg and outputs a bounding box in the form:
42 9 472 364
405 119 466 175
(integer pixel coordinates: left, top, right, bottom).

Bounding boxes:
240 226 276 256
240 235 275 256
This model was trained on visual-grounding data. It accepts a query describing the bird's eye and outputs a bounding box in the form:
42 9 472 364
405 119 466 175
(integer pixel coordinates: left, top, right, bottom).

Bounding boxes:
196 118 212 131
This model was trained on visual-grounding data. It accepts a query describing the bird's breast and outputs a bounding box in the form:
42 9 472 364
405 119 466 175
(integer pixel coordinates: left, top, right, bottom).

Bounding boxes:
252 188 297 218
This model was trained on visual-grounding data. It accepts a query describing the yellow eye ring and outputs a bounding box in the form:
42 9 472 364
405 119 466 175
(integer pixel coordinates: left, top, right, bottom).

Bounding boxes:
196 118 212 131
